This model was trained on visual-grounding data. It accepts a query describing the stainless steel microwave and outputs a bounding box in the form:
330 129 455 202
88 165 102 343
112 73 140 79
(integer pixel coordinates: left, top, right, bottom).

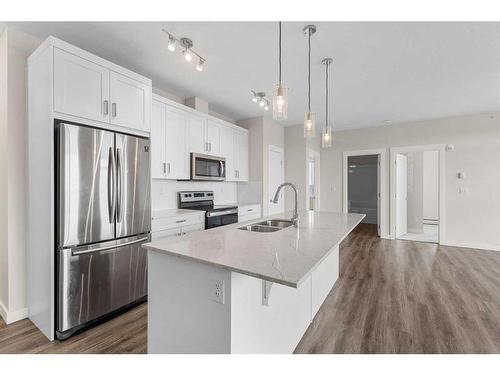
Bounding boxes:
191 153 226 181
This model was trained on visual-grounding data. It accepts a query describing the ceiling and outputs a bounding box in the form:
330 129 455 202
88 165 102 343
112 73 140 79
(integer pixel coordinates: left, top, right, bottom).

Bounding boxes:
3 21 500 130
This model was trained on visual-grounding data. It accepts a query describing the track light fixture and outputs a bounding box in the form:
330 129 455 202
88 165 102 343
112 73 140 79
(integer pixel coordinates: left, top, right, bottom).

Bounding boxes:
162 29 207 72
251 91 270 111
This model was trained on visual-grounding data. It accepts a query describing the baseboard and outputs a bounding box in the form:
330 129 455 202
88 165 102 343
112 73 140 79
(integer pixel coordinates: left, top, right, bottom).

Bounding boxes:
0 300 28 325
441 240 500 252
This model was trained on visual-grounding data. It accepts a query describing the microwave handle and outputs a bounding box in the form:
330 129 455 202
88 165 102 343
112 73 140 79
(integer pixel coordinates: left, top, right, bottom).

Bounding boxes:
219 160 225 177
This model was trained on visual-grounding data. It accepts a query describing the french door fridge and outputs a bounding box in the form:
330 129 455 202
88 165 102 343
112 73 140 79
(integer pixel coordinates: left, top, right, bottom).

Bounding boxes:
55 122 151 339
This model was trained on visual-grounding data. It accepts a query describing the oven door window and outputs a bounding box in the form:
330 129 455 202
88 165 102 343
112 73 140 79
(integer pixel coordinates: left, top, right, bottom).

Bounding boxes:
195 157 224 178
206 213 238 229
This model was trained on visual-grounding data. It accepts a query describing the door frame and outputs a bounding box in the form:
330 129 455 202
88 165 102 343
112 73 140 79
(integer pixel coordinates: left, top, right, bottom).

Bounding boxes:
267 144 284 215
390 144 446 243
342 148 388 238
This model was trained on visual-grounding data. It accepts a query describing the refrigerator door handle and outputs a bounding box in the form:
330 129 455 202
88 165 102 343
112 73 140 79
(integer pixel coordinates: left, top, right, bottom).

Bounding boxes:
116 148 123 223
108 147 116 223
71 235 150 256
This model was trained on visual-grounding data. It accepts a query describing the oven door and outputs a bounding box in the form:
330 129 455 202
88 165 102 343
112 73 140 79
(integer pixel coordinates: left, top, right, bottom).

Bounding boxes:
191 153 226 181
206 210 238 229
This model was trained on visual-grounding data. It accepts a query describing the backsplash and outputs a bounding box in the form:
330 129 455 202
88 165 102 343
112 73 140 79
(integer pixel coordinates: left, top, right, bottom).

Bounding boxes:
151 180 238 210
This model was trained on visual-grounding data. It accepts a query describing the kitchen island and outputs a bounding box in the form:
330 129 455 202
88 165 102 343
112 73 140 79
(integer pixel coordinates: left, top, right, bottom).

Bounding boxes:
143 210 364 354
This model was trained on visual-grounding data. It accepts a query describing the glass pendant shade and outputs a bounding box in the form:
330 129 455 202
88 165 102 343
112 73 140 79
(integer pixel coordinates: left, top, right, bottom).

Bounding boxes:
273 84 288 120
321 127 333 148
304 112 316 137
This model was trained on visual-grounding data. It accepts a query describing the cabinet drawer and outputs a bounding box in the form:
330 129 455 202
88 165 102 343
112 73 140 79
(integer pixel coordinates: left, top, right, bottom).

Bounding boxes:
238 213 261 223
237 204 261 216
152 214 205 232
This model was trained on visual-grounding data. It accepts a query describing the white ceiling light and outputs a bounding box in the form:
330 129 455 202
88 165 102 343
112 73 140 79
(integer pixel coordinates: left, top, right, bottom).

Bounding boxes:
321 58 333 148
250 91 269 112
162 29 206 72
196 58 205 72
167 33 177 51
273 21 288 121
303 25 317 138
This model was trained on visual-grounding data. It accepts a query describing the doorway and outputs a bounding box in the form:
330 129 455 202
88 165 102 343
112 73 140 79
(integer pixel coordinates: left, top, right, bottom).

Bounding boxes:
343 149 388 238
308 150 320 211
268 145 284 215
391 145 445 244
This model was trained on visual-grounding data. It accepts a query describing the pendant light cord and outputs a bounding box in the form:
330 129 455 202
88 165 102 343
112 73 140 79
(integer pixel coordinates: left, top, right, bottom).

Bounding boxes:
307 30 311 113
325 60 329 129
278 21 282 85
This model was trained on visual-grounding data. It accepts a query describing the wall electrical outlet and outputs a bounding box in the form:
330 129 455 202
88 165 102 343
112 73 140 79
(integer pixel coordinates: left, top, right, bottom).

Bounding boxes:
213 279 225 304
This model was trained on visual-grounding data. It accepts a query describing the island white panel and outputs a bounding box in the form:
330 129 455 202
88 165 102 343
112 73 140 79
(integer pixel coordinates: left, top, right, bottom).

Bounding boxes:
148 251 231 354
230 273 312 354
311 245 339 318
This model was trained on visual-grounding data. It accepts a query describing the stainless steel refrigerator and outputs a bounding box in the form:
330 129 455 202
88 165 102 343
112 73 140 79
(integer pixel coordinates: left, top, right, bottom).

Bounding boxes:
55 122 151 339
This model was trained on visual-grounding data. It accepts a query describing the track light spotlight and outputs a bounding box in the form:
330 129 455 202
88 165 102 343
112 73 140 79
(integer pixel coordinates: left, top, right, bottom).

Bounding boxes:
183 49 193 62
167 34 176 52
196 59 205 72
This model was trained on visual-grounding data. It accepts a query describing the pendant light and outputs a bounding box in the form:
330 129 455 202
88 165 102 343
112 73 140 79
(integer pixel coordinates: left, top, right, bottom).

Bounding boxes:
321 58 333 148
303 25 316 138
273 22 288 121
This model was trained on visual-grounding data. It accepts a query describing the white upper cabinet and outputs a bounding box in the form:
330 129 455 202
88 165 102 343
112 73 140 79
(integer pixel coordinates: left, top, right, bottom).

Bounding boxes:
152 98 189 180
110 71 151 132
151 94 248 183
49 38 151 134
54 48 110 123
188 114 207 154
165 105 189 179
151 100 166 179
206 119 221 156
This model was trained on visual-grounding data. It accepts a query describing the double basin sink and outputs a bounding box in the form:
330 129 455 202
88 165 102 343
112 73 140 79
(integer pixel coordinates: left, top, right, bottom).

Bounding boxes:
238 219 294 233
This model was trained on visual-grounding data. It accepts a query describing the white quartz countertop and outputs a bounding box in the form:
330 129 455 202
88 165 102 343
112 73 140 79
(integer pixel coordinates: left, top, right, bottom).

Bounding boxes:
152 208 205 219
144 211 365 288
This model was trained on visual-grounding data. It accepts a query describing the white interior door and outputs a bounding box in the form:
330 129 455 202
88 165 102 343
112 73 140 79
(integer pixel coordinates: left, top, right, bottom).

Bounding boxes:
268 147 284 215
396 153 408 237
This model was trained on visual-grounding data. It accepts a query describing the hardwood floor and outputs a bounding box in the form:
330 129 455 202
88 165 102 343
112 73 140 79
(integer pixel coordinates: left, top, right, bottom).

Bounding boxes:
295 224 500 353
1 224 499 354
0 303 147 354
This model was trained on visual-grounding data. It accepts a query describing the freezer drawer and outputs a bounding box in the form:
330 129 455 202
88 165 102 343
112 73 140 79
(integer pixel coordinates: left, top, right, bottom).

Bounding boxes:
57 235 150 334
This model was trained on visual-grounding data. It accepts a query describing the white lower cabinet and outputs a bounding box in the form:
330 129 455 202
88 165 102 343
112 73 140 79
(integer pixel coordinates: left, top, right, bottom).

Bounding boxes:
152 211 205 240
238 204 261 222
151 97 189 180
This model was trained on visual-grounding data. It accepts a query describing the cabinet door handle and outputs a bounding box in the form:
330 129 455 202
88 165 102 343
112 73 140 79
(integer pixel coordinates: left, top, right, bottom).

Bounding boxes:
234 170 237 178
163 162 166 174
112 102 117 117
209 143 212 152
103 100 109 115
175 219 187 223
167 162 171 174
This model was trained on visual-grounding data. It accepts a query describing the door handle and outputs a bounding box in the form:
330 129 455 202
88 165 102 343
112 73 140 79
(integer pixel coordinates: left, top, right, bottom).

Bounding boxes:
112 102 117 117
167 162 171 174
103 100 109 116
209 143 212 152
108 147 116 223
219 160 224 177
116 148 123 223
71 235 149 256
163 162 166 174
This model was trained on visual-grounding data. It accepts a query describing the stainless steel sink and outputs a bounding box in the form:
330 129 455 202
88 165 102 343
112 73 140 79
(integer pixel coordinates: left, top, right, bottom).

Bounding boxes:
238 225 281 233
238 219 294 233
256 219 294 229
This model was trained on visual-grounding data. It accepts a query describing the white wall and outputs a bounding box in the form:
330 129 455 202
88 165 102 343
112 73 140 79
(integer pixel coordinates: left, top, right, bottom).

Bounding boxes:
320 112 500 250
423 150 439 222
239 117 284 216
284 125 307 212
0 28 41 323
151 180 238 211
